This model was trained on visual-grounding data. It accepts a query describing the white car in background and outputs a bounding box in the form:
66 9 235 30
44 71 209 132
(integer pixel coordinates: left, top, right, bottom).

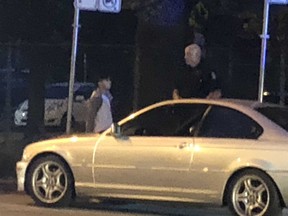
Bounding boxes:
14 82 95 128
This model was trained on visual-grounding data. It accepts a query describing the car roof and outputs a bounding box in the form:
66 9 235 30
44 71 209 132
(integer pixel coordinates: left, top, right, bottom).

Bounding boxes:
151 98 286 110
47 82 95 87
121 98 286 127
219 98 286 109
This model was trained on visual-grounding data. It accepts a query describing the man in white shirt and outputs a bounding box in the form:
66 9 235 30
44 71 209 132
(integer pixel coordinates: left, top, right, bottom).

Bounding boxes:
86 76 113 133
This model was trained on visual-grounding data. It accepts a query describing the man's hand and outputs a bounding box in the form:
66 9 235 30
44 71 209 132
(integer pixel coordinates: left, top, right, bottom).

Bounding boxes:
206 89 222 99
172 89 182 100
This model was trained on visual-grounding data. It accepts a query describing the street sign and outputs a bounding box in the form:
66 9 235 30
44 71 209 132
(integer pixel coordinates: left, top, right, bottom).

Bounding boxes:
75 0 121 13
75 0 97 11
98 0 122 13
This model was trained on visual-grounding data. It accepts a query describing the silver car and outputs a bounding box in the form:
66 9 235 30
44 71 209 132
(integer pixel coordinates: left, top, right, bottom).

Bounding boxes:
17 99 288 216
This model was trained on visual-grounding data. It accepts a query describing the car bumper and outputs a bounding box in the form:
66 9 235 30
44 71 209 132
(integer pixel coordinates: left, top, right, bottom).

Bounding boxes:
268 171 288 206
16 161 28 192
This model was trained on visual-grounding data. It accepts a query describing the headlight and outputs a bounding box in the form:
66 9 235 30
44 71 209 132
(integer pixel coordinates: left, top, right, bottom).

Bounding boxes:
21 112 27 117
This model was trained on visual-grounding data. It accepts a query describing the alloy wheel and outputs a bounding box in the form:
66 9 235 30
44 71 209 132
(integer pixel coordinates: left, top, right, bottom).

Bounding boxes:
31 161 68 204
232 174 269 216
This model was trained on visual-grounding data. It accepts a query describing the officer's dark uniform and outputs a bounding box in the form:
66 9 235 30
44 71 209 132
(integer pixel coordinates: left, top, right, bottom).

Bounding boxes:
175 61 221 98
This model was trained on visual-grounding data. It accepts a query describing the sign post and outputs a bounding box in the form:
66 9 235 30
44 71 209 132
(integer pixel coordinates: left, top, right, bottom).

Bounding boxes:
66 0 121 134
66 3 80 134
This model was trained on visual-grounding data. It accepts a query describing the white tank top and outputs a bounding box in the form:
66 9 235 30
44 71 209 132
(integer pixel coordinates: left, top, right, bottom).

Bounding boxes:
94 94 113 133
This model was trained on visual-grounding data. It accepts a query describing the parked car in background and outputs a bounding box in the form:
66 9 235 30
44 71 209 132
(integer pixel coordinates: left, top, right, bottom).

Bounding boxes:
14 82 95 128
16 99 288 215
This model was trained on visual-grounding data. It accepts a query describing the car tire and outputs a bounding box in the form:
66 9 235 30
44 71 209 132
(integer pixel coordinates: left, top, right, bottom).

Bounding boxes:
227 169 281 216
26 155 74 207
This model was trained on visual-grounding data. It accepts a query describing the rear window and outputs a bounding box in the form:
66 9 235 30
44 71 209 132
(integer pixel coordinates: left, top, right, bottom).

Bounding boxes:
45 86 69 99
75 85 95 100
257 107 288 131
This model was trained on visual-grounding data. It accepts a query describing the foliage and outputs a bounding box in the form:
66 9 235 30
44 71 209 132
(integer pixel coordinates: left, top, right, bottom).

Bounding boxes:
122 0 158 10
124 0 186 26
188 1 208 33
187 0 265 45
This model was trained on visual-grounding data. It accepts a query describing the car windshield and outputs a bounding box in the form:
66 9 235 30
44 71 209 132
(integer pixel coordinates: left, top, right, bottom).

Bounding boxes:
256 106 288 132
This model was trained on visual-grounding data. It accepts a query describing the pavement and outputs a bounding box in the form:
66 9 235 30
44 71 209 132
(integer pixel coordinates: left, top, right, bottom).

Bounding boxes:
2 177 288 215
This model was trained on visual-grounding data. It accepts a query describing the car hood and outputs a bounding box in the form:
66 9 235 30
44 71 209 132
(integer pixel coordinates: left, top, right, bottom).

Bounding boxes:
25 133 101 151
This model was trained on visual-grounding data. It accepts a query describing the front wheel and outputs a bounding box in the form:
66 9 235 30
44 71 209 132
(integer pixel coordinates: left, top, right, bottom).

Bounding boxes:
227 170 281 216
27 155 74 207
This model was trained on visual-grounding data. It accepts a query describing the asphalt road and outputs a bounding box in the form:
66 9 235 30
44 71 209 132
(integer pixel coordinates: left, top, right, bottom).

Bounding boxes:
2 188 288 215
0 191 234 216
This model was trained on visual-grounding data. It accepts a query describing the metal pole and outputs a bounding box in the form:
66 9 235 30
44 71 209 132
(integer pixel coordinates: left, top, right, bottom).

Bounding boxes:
66 3 80 134
258 0 270 102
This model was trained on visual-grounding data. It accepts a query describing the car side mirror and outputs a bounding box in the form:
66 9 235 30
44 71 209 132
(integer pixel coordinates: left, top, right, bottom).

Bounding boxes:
111 123 122 137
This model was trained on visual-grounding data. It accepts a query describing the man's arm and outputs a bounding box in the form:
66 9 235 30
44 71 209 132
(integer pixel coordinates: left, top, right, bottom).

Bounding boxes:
86 95 103 133
206 71 222 99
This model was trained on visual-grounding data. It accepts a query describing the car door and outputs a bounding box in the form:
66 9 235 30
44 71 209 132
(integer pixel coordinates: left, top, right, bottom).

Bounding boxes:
93 103 208 200
190 105 263 203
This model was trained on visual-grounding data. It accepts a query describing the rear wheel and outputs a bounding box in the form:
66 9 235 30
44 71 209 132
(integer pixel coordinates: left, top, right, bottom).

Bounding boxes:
227 170 281 216
27 155 74 207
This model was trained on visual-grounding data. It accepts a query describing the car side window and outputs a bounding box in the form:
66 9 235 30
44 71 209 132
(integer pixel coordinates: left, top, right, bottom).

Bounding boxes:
121 104 208 137
45 86 69 99
197 106 263 139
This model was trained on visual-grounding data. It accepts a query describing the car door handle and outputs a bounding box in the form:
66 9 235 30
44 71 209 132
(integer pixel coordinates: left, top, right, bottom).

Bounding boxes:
177 142 188 149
